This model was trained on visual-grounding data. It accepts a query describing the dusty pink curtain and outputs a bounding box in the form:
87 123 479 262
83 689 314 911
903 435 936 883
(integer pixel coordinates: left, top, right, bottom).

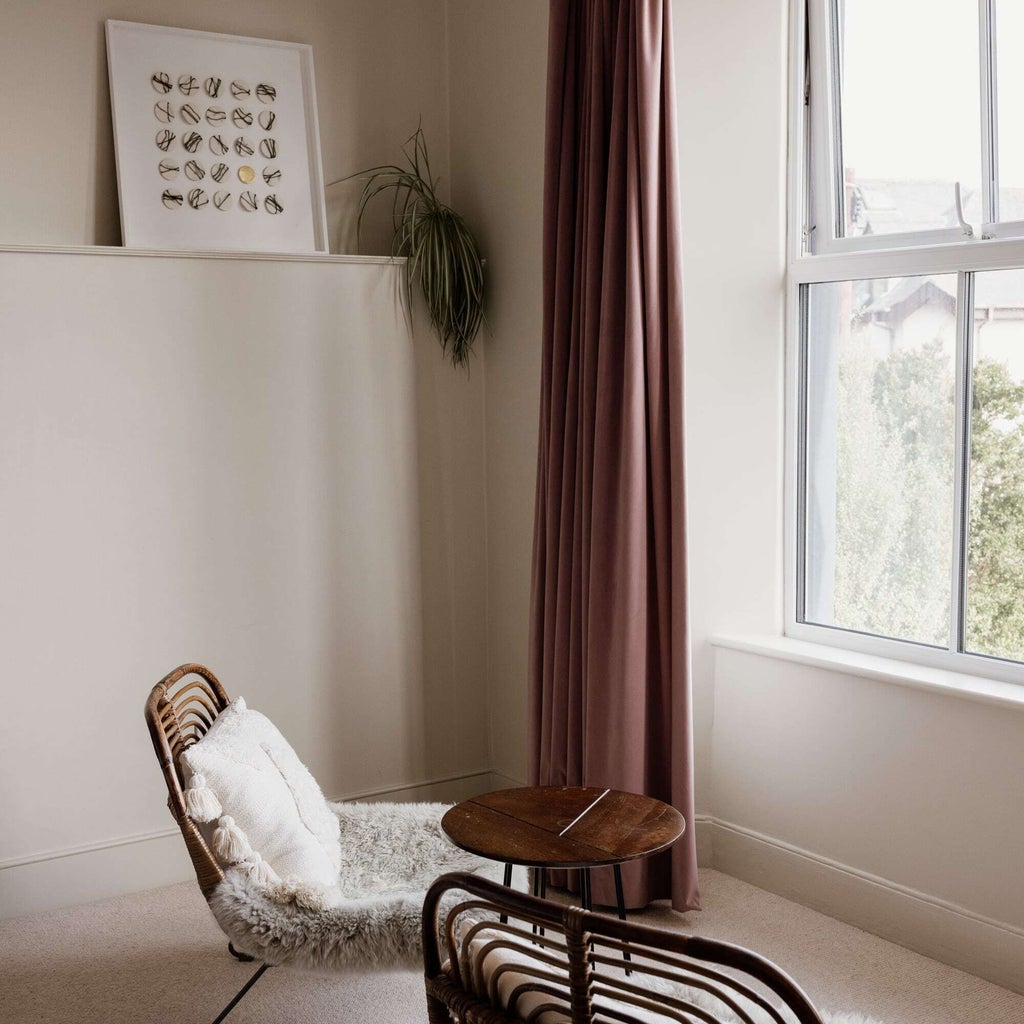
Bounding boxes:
528 0 699 912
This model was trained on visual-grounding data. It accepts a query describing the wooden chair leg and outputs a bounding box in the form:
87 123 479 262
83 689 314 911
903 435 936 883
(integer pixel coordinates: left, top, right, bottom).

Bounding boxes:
211 963 270 1024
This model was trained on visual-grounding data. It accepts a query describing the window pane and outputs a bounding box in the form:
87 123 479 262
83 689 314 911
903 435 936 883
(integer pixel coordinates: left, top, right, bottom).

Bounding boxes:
836 0 981 238
966 270 1024 660
995 1 1024 221
804 276 956 646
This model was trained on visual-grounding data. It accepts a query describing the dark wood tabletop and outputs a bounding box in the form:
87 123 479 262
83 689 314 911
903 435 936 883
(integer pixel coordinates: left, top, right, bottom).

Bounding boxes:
441 786 686 869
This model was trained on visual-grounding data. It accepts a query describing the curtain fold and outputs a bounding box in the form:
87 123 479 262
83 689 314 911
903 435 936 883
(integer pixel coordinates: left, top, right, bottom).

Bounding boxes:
529 0 700 912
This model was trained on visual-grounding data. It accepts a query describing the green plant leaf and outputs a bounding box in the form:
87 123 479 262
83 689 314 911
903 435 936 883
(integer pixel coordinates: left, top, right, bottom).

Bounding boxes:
348 126 485 369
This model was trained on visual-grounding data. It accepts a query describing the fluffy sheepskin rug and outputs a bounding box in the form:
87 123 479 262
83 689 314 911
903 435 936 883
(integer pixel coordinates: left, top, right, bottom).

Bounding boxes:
208 800 507 969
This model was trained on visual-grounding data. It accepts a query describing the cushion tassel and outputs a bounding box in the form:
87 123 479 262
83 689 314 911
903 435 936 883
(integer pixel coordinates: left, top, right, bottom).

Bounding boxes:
213 815 253 864
238 851 280 886
183 774 222 822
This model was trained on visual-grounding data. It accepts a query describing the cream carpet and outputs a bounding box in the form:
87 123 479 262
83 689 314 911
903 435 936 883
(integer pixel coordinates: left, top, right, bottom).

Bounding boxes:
1 869 1021 1023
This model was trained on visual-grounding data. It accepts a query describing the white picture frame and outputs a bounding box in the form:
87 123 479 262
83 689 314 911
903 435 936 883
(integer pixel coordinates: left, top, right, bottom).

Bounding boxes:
106 20 329 254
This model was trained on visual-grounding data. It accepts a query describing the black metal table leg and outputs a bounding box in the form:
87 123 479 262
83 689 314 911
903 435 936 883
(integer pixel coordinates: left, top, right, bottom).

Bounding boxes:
500 863 513 923
613 864 632 970
580 868 592 910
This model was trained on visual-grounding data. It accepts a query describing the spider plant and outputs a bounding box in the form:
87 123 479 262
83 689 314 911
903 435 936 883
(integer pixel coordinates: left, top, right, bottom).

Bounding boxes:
352 127 485 369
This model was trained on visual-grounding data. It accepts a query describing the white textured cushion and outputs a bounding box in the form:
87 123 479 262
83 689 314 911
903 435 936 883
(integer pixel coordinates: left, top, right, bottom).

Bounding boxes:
181 697 341 888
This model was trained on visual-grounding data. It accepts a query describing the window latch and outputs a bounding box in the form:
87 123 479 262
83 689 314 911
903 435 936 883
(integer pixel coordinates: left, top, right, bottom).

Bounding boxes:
954 182 975 238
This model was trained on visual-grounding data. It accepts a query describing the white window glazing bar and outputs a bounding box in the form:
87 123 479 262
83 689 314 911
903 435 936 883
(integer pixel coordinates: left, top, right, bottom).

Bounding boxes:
794 283 810 625
949 272 974 655
806 0 838 253
788 0 811 260
980 0 999 227
790 234 1024 285
827 0 845 241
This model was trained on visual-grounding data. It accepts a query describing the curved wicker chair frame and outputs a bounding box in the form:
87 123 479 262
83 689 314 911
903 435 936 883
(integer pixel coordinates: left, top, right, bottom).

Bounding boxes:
145 664 267 1023
423 872 828 1024
145 663 229 897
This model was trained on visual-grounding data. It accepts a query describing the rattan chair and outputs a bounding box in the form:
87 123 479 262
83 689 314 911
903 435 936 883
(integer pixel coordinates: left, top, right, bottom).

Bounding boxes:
145 664 267 1023
423 872 829 1024
146 663 492 1023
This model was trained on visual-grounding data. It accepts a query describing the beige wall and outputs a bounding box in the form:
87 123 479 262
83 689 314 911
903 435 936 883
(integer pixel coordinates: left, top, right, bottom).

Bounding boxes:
674 1 789 813
0 0 450 252
447 0 549 785
0 249 491 917
0 0 490 917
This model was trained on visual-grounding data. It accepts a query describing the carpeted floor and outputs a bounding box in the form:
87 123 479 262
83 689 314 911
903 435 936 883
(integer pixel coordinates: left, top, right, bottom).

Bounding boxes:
1 868 1021 1023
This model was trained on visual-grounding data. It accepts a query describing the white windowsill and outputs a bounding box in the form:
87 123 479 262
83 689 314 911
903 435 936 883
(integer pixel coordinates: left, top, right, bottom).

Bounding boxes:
710 633 1024 713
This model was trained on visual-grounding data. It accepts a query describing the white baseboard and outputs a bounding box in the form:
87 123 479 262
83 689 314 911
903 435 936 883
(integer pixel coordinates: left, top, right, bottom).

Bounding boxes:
710 817 1024 996
486 771 527 790
694 813 713 867
0 769 494 920
0 828 193 920
339 768 494 804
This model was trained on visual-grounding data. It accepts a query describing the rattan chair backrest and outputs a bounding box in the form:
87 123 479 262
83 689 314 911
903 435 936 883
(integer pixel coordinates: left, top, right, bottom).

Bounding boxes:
144 663 231 898
423 873 827 1024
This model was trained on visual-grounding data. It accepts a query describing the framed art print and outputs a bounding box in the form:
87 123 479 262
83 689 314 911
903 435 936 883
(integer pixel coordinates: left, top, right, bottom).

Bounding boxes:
106 20 329 253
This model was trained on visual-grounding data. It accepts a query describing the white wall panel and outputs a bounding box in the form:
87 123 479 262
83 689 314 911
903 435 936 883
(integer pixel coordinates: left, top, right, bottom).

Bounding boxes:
0 249 489 913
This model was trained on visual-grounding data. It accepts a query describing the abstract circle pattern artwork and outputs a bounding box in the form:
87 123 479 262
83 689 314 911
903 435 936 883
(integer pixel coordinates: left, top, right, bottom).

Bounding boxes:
145 71 283 222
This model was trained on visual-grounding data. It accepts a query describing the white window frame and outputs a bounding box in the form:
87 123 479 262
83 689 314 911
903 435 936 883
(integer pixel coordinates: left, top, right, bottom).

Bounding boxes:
785 0 1024 686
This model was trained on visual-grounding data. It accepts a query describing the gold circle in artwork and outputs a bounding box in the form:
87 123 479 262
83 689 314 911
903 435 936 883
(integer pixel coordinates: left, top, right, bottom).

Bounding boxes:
237 165 256 184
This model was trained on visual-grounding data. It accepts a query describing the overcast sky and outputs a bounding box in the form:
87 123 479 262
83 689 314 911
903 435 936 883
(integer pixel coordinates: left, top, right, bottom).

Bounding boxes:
841 0 1024 192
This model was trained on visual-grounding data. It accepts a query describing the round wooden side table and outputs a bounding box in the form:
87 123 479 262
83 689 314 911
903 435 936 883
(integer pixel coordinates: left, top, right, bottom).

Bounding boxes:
441 785 686 918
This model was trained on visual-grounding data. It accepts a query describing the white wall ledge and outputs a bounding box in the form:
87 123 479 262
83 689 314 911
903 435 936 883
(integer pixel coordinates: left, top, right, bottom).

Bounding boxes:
0 242 405 266
710 633 1024 713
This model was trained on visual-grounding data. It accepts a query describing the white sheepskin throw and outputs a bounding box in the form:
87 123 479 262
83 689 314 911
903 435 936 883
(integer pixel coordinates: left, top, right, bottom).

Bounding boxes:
208 800 511 969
